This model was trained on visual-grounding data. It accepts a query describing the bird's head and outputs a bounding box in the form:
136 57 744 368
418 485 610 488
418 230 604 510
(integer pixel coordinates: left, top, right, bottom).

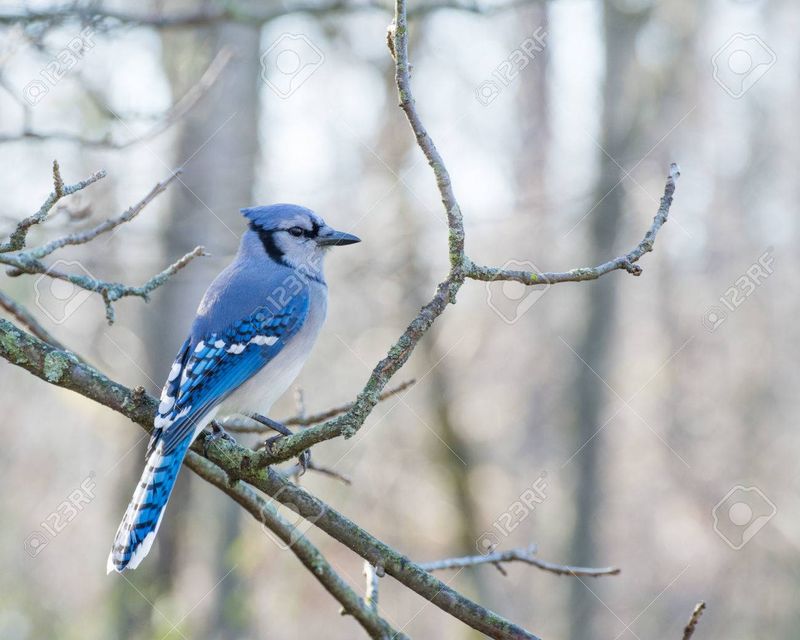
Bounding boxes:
241 204 360 273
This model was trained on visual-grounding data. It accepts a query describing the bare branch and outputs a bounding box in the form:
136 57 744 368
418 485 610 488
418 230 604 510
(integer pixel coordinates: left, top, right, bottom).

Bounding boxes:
0 320 541 640
184 451 405 639
0 289 65 349
27 170 182 259
0 161 106 253
286 378 415 426
1 166 206 323
221 379 416 433
304 461 352 485
0 0 539 31
0 50 233 149
393 1 465 269
465 163 681 285
419 544 620 578
682 601 706 640
363 561 381 614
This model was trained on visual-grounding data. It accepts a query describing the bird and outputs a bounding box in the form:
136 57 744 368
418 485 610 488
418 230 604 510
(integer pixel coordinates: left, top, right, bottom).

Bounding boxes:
107 204 360 573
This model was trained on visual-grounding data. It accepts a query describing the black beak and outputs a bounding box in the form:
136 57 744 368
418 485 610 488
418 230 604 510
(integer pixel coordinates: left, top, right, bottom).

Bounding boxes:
317 229 361 247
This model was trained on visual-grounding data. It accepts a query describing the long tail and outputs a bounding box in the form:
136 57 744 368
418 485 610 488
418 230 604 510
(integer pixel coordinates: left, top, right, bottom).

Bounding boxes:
107 438 192 573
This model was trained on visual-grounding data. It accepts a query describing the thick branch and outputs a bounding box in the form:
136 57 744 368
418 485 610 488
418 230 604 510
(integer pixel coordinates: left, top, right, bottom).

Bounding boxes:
0 320 539 640
419 544 620 578
184 451 404 639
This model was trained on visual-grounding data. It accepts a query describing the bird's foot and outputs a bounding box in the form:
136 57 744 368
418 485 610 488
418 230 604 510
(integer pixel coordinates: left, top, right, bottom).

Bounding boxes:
253 414 311 474
203 420 237 457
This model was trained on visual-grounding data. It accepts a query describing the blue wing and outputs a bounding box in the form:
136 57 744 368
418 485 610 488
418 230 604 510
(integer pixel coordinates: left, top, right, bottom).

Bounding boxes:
109 290 310 572
148 288 310 456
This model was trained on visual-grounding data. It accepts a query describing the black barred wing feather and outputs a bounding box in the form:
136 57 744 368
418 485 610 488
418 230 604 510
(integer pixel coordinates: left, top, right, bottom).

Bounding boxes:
147 291 310 457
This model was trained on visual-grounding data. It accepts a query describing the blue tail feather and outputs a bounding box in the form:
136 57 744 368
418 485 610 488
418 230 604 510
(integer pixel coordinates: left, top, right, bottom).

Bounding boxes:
107 437 192 573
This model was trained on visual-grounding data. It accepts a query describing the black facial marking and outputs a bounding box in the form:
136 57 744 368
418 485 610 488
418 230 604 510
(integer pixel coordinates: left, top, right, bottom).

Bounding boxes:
250 222 285 263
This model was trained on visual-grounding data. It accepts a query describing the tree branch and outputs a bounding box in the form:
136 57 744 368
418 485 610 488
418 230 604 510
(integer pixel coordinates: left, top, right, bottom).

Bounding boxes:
363 561 381 614
682 601 706 640
419 544 620 578
0 160 106 253
0 289 65 349
0 0 683 632
1 166 206 323
184 451 404 639
0 319 541 640
465 163 681 285
26 170 182 260
0 0 539 31
221 379 416 432
392 0 465 270
236 9 680 472
0 49 233 149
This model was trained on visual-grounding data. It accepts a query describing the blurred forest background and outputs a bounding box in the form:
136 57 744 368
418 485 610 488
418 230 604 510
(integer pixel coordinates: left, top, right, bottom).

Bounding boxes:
0 0 794 638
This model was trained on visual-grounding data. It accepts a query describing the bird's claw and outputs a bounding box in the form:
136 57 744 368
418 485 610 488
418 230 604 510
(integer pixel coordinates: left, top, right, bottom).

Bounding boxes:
203 421 236 457
262 433 311 475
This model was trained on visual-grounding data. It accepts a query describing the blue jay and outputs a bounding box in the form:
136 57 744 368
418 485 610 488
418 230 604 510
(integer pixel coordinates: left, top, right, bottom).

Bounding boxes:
107 204 360 573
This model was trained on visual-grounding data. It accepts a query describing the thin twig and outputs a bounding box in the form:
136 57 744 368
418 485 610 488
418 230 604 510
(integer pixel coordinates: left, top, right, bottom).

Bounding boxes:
28 170 182 259
0 50 233 149
221 379 416 433
0 290 65 349
0 161 106 253
393 0 465 270
363 561 381 614
419 544 620 578
682 601 706 640
0 0 538 30
306 461 352 485
278 456 352 485
465 164 681 285
0 166 205 324
185 451 405 639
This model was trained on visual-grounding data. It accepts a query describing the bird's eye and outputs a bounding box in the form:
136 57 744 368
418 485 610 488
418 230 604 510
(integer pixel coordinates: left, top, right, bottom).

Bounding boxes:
287 227 304 237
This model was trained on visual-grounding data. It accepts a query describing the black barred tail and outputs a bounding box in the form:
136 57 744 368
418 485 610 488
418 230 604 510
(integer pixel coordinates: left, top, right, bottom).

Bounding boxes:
107 439 192 573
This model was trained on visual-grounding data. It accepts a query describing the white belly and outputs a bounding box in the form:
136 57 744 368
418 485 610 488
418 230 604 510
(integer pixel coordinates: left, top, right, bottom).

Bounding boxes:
216 284 327 418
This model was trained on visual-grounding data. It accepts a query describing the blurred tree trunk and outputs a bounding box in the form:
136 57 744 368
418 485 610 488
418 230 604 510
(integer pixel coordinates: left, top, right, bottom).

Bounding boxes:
566 4 647 639
108 15 261 640
515 3 550 212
